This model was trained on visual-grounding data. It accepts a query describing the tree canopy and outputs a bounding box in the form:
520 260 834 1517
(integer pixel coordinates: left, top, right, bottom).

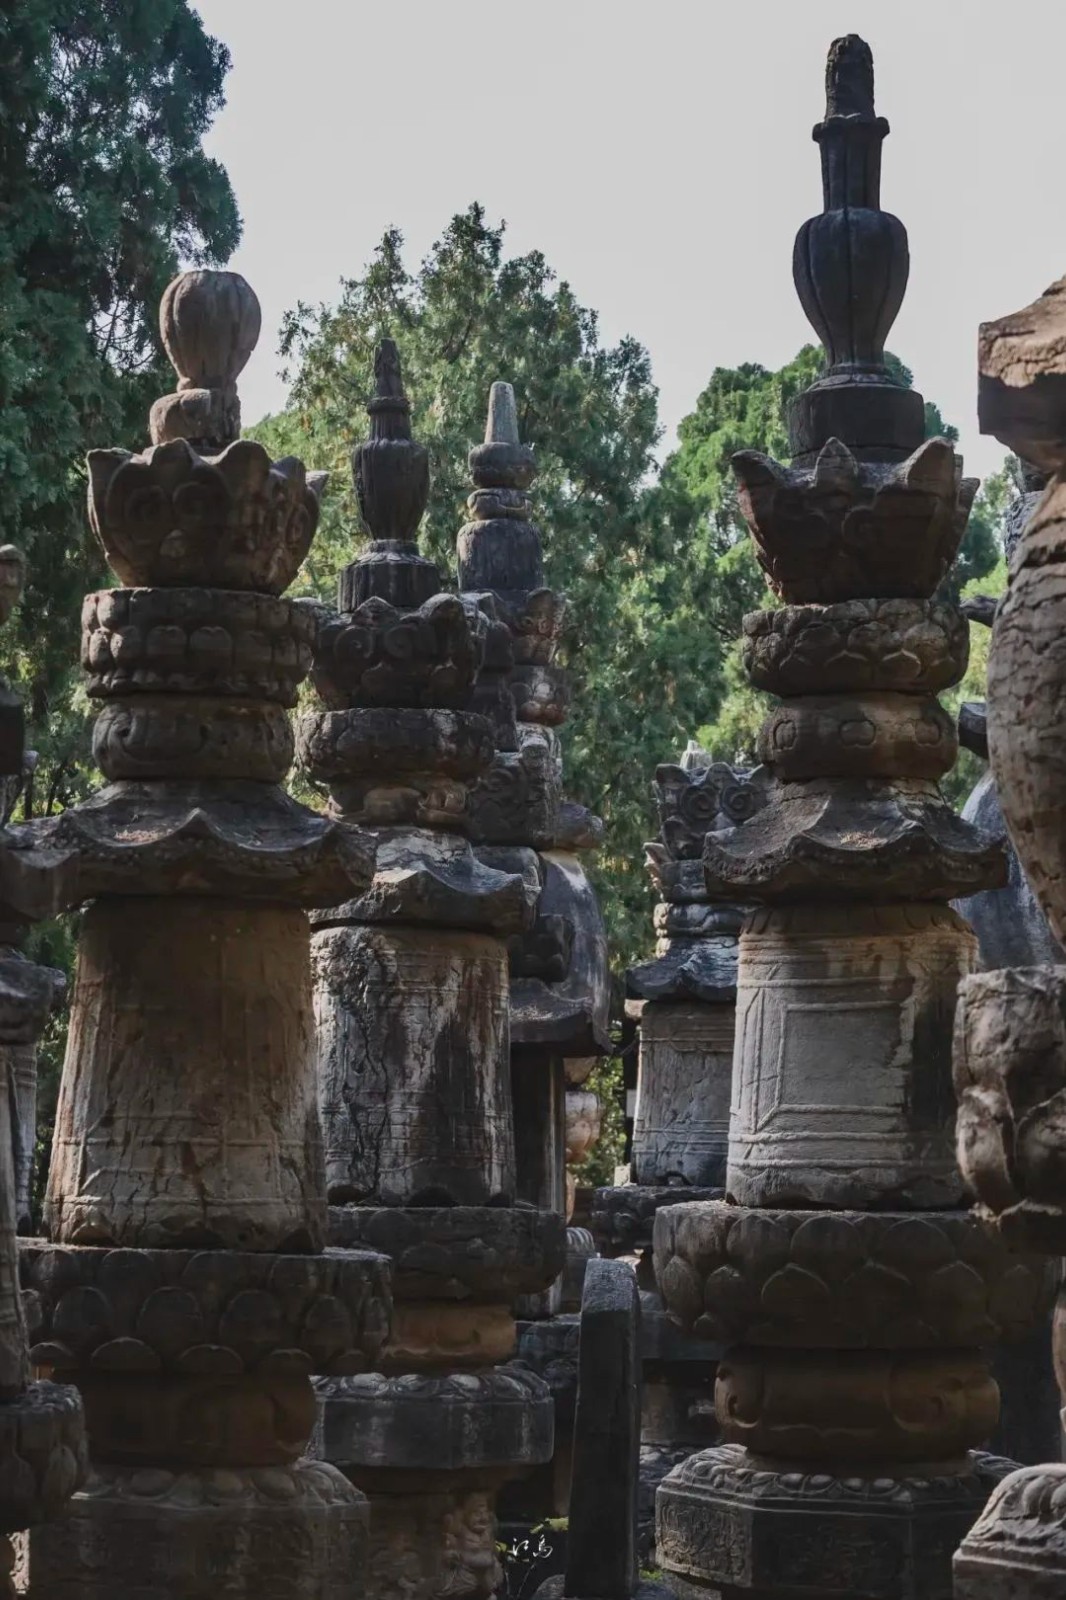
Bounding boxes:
255 204 727 971
0 0 240 815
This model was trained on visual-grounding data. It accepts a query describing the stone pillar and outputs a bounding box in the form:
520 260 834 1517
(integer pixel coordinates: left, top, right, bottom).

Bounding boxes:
8 270 392 1598
591 751 765 1555
451 383 610 1534
459 383 611 1304
653 38 1053 1600
0 552 89 1594
297 345 560 1600
948 257 1066 1599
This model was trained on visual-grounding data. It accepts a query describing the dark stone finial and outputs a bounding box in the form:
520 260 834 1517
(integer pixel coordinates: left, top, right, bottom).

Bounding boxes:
825 33 875 119
789 36 924 464
341 339 437 610
457 380 543 598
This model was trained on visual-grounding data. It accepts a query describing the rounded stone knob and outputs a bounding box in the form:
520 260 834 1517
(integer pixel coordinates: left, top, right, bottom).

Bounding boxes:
159 270 261 393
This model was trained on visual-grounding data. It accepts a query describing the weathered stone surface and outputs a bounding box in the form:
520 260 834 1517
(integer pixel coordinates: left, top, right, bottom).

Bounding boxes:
729 902 974 1209
82 588 314 704
46 898 327 1252
0 1382 87 1534
715 1346 998 1462
630 1002 733 1188
313 923 514 1207
954 1463 1066 1600
1 780 375 914
509 851 610 1055
148 269 260 452
466 726 562 848
758 692 958 781
20 1242 391 1376
361 1487 503 1600
296 706 494 805
311 593 481 711
334 830 538 936
559 1227 596 1315
92 695 295 782
16 1459 367 1599
565 1258 640 1600
955 966 1066 1253
733 437 976 604
653 1201 1053 1347
627 934 738 1005
313 1367 553 1472
657 1443 1014 1600
87 437 323 595
654 760 766 861
987 482 1066 946
743 599 968 696
326 1205 566 1304
978 277 1066 471
703 778 1007 903
592 1185 724 1259
954 770 1062 971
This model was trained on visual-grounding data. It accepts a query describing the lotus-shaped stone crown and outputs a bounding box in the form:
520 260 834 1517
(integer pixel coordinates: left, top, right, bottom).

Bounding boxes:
311 592 481 710
733 436 977 604
88 439 325 595
87 270 324 595
654 753 767 861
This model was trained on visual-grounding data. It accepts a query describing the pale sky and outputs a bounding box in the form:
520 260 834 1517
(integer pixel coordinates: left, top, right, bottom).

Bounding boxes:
196 0 1066 483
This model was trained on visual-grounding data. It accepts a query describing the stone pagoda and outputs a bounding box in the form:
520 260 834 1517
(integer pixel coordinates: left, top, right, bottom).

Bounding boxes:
298 344 560 1600
652 37 1054 1600
950 271 1066 1599
593 748 766 1551
458 381 610 1302
0 551 88 1594
8 270 394 1599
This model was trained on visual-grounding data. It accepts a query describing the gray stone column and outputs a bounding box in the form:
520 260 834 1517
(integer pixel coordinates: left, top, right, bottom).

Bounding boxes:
298 348 560 1600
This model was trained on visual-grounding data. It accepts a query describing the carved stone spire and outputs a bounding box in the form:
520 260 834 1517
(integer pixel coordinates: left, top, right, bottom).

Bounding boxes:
458 380 543 598
342 338 437 611
790 33 924 464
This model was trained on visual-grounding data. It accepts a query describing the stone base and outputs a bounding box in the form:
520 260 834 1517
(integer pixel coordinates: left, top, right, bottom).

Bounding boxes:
15 1460 366 1598
953 1463 1066 1600
364 1485 502 1600
656 1444 1015 1600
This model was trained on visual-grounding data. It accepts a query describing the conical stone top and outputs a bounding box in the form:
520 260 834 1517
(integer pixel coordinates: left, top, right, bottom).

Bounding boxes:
458 380 543 596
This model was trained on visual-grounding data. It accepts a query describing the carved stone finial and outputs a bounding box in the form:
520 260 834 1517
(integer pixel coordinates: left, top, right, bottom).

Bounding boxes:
458 381 541 598
824 33 875 119
149 270 261 452
790 35 923 463
342 340 434 610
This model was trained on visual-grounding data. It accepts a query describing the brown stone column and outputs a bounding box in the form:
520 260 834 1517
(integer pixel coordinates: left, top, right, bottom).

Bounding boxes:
947 262 1066 1599
653 38 1052 1600
7 271 392 1599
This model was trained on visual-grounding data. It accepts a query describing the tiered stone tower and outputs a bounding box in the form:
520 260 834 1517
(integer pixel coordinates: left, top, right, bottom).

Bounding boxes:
459 381 610 1298
299 345 560 1600
652 38 1054 1600
451 380 610 1534
9 271 393 1599
950 273 1066 1599
593 748 766 1551
0 552 87 1593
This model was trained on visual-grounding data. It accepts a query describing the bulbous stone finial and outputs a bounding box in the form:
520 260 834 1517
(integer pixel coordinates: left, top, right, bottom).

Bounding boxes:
149 270 261 452
789 35 924 464
341 340 436 611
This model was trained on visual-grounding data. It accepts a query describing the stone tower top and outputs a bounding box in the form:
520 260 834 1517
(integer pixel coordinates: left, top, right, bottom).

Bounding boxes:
149 269 261 451
790 34 923 464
